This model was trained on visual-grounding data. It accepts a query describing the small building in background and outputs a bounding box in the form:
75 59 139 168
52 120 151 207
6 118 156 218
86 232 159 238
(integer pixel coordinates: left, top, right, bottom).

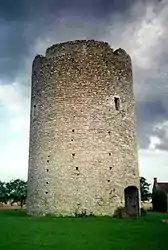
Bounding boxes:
152 177 168 212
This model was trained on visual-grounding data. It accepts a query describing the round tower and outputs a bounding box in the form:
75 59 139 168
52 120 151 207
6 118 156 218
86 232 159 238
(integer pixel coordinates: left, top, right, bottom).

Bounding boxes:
27 40 140 216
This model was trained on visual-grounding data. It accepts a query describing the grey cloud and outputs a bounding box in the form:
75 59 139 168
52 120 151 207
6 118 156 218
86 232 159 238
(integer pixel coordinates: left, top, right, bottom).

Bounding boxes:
155 143 168 151
154 127 167 140
135 99 167 148
154 127 168 151
134 65 168 149
135 32 168 144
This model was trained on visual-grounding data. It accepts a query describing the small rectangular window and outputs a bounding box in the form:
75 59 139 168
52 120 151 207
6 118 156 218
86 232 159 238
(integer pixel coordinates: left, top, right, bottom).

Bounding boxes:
114 97 120 111
32 104 36 118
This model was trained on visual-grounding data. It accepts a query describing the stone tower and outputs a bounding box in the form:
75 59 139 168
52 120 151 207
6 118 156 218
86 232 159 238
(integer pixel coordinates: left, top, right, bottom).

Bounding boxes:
27 40 140 217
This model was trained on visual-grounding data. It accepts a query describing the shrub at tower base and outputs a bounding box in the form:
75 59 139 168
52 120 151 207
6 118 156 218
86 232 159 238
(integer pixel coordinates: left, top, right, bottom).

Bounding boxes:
152 189 167 212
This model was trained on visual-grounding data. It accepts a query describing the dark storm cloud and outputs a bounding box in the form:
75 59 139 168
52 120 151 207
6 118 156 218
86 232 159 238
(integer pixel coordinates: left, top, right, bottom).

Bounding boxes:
0 18 47 80
0 0 162 82
0 0 135 82
0 0 135 21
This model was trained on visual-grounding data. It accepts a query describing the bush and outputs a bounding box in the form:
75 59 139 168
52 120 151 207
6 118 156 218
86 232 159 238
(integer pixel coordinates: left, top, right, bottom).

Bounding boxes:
113 206 126 218
74 209 87 218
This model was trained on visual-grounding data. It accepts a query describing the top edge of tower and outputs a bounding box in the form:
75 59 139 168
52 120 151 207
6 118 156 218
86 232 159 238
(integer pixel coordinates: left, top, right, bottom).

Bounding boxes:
45 39 112 56
32 40 131 67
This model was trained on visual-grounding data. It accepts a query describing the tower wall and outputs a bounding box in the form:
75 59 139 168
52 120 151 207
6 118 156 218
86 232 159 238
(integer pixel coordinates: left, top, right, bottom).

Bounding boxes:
27 40 140 216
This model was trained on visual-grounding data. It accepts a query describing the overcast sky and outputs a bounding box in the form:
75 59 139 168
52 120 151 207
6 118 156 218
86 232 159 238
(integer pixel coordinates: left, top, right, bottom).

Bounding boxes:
0 0 168 186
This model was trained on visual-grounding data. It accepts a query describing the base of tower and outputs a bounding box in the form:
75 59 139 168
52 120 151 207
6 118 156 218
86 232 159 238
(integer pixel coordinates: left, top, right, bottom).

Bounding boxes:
26 205 140 218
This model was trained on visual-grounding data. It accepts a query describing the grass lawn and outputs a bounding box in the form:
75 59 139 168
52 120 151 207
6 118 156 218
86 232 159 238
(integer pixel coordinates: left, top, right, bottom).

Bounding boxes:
0 210 168 250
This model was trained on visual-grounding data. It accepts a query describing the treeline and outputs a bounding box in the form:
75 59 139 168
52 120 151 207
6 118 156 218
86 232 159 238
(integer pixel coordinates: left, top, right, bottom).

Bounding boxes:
0 179 27 208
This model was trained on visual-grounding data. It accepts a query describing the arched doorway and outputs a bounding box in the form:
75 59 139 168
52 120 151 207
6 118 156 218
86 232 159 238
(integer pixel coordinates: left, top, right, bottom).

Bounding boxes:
124 186 139 217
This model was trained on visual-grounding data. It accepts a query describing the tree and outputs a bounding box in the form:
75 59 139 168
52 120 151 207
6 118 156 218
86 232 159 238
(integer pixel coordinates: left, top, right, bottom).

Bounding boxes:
0 181 8 204
6 179 27 208
140 177 151 201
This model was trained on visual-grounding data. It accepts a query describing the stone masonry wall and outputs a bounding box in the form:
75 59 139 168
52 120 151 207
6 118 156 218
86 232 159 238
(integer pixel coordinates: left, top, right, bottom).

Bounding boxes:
27 40 140 216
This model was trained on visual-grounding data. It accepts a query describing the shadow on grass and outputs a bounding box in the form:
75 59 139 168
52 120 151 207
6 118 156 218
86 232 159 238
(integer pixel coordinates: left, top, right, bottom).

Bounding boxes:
0 209 28 217
1 209 168 224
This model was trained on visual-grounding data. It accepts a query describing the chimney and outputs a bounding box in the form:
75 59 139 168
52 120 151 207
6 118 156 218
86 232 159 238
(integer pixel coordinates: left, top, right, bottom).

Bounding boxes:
154 177 157 184
153 177 158 189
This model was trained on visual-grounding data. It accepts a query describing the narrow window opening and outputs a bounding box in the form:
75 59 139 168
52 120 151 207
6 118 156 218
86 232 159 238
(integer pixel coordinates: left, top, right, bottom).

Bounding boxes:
33 104 37 118
107 179 110 182
47 160 49 163
48 155 50 158
47 169 49 172
109 153 111 156
45 191 48 194
72 153 75 157
109 167 112 170
76 167 79 170
114 97 120 111
108 131 111 135
72 129 75 132
71 139 74 141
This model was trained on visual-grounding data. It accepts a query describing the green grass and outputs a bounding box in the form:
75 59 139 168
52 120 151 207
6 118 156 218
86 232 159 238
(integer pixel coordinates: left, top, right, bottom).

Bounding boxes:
0 210 168 250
